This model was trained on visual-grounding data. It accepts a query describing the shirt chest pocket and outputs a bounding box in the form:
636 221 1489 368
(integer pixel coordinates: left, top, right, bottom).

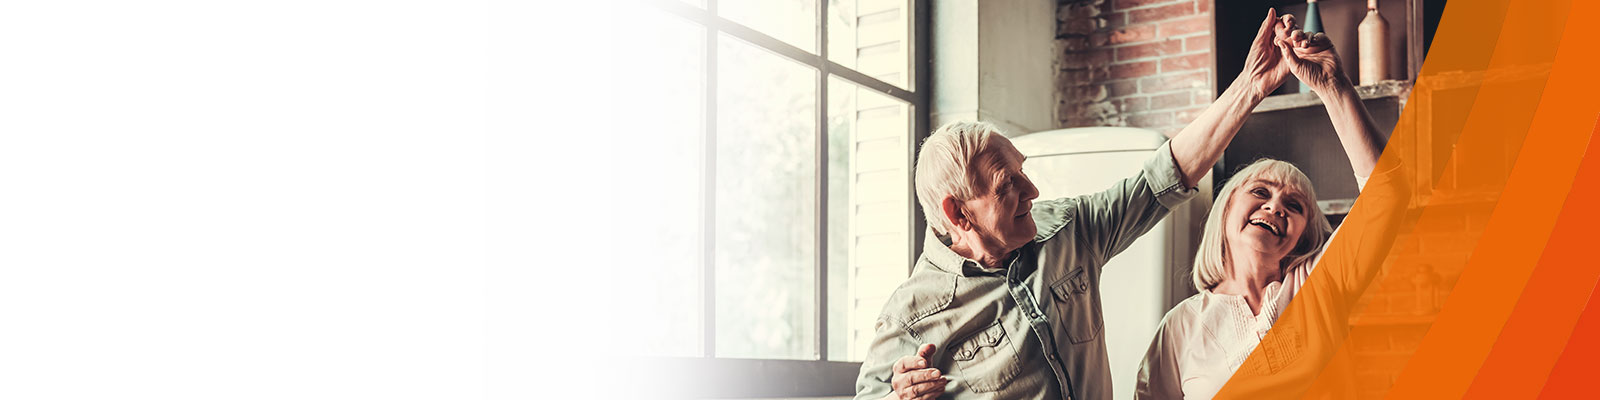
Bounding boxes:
1050 269 1103 344
950 320 1021 393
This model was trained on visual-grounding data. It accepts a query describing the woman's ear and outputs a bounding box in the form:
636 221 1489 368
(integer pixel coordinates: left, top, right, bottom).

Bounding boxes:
941 196 967 232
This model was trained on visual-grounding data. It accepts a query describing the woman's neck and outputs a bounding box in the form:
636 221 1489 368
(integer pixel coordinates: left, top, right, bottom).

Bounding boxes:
1213 250 1284 315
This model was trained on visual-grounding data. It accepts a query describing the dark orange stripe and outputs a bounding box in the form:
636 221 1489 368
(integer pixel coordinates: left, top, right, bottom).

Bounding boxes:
1537 246 1600 398
1461 119 1600 398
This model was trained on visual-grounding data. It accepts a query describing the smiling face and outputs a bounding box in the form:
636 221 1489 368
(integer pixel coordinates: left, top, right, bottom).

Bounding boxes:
959 137 1041 255
1192 159 1332 291
1222 177 1311 260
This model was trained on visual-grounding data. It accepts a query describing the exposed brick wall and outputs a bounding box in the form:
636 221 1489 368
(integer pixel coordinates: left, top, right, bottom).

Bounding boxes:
1343 199 1486 398
1056 0 1214 137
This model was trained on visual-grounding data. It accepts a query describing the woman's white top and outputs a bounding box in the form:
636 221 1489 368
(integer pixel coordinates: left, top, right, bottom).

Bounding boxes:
1135 174 1371 400
1136 262 1314 399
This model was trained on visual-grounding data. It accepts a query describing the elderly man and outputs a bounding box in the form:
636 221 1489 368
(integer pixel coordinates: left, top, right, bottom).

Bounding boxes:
853 9 1297 400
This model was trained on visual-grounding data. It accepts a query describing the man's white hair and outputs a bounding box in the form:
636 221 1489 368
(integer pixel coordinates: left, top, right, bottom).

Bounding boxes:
914 121 1002 236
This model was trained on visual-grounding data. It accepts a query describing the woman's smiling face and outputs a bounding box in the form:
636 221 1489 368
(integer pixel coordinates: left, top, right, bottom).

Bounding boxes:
1223 177 1310 260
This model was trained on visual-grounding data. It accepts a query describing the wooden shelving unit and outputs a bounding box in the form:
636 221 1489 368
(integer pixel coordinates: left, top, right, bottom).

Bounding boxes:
1213 0 1445 96
1211 0 1447 227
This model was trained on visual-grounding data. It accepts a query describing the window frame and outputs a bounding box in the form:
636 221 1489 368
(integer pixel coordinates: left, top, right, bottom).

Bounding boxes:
651 0 931 397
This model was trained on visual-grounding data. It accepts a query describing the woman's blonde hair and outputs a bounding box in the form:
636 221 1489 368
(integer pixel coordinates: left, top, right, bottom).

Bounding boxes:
1192 159 1334 291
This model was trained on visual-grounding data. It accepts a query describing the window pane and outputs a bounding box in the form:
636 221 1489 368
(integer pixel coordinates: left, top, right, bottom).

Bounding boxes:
826 77 911 361
827 0 910 90
633 11 705 358
714 34 819 360
719 0 818 52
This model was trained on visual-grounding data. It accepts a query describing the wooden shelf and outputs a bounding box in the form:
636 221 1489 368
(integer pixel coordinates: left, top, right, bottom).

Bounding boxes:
1255 80 1414 113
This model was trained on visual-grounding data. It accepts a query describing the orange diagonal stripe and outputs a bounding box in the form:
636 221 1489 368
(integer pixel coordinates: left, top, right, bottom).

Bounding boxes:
1461 114 1600 399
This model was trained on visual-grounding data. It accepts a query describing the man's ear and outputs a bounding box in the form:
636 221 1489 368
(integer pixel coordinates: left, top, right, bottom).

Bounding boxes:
941 196 967 232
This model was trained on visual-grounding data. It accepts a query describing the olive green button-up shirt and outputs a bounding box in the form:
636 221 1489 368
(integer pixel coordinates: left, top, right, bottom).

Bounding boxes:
854 142 1198 400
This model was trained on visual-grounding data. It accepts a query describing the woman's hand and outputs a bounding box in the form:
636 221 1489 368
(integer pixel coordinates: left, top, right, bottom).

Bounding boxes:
1276 23 1348 95
1240 8 1292 101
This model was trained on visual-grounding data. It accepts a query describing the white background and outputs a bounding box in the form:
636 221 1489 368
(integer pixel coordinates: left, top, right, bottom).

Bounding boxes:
0 0 633 398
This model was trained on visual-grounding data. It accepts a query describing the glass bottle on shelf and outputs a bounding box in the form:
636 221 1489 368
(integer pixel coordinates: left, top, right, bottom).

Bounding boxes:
1298 0 1325 93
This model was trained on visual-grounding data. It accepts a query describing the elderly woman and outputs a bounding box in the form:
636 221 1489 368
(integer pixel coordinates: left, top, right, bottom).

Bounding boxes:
1133 16 1413 400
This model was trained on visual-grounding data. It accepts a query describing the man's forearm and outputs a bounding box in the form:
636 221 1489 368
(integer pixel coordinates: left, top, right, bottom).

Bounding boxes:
1167 73 1266 188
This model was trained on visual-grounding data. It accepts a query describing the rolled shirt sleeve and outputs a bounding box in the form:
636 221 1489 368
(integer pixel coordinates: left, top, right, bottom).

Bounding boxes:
1068 141 1201 265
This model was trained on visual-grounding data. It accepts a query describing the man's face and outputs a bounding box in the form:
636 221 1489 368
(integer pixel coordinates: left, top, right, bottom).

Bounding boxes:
1222 177 1310 259
959 137 1041 255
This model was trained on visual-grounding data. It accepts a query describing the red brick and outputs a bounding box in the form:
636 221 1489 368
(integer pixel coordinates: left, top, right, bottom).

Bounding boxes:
1197 0 1212 14
1113 0 1181 11
1059 37 1090 52
1060 49 1113 69
1057 101 1084 120
1060 2 1101 21
1139 71 1208 93
1092 25 1157 46
1062 84 1108 102
1128 112 1173 127
1118 96 1150 113
1083 101 1118 118
1191 90 1211 104
1059 16 1098 36
1158 15 1211 37
1150 91 1190 109
1115 39 1184 61
1160 53 1212 73
1185 35 1211 52
1104 11 1128 30
1087 65 1111 81
1108 80 1140 97
1351 331 1391 354
1059 69 1091 84
1130 1 1195 24
1111 61 1158 79
1173 105 1209 123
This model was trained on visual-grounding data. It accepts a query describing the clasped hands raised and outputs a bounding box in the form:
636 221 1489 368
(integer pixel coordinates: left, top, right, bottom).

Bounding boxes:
1242 8 1350 100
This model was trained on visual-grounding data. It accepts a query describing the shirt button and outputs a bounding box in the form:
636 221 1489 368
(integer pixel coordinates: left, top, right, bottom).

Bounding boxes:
1047 353 1059 361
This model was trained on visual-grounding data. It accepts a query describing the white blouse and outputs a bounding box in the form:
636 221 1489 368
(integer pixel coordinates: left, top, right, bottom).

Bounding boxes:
1135 263 1312 399
1135 174 1370 400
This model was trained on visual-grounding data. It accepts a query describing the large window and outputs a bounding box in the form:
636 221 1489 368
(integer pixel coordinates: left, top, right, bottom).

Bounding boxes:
638 0 928 396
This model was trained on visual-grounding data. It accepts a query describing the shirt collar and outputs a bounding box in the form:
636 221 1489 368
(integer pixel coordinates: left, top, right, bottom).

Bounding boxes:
922 229 1024 277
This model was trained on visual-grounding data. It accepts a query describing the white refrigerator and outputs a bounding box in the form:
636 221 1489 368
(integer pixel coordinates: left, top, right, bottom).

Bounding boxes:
1010 127 1211 400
